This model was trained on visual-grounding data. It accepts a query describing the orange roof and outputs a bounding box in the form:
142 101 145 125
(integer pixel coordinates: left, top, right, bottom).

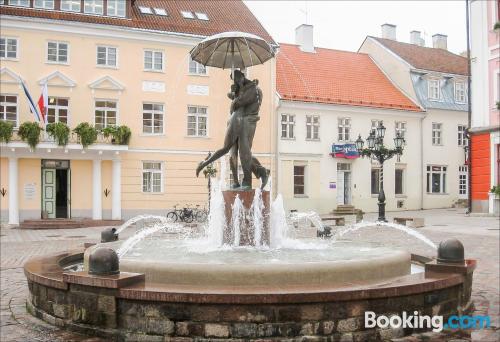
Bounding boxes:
0 0 275 45
276 43 422 112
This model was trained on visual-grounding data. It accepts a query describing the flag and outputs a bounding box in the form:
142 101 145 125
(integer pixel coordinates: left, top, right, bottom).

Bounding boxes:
38 83 48 125
21 80 41 122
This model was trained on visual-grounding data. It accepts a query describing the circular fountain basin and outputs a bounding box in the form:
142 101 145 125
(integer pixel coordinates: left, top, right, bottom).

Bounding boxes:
86 239 411 287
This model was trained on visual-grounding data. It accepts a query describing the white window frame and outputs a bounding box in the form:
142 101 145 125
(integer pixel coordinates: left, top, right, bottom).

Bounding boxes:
106 0 126 17
46 41 69 64
293 163 307 196
144 49 164 72
153 8 167 16
60 0 81 12
338 117 351 142
181 10 194 19
395 166 406 196
138 6 152 14
96 45 118 68
428 79 441 101
458 165 468 197
34 0 54 9
142 102 164 135
142 161 164 193
84 0 103 15
94 99 118 130
426 165 447 194
306 115 320 140
432 122 443 146
7 0 29 6
194 12 209 20
281 114 295 139
0 37 18 60
186 105 208 137
188 56 207 75
0 94 18 127
457 125 468 146
454 81 467 103
47 97 69 125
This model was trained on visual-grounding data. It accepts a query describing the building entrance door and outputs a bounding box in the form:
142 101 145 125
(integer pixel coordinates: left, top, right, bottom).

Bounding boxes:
42 160 70 219
337 163 352 205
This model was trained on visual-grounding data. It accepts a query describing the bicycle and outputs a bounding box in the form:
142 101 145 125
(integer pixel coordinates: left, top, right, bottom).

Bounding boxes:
194 205 209 223
166 204 195 223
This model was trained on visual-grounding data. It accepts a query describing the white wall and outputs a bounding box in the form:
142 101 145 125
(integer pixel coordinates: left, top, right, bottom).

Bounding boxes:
277 101 425 214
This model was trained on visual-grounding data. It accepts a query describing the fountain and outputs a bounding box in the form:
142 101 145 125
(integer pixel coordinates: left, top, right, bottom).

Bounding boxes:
23 32 476 341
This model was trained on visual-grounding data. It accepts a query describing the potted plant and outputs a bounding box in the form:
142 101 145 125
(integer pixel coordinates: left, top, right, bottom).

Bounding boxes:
0 121 14 143
102 125 131 145
73 122 98 148
17 121 42 149
46 122 70 146
494 21 500 31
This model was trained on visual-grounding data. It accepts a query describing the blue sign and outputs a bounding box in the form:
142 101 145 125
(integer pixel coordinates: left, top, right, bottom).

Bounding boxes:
331 144 359 159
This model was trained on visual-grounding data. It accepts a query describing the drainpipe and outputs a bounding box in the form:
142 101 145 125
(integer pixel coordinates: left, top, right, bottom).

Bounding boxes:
420 115 425 210
465 0 472 214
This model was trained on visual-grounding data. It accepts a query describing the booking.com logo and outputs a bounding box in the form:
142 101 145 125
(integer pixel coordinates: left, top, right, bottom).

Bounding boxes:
365 311 491 332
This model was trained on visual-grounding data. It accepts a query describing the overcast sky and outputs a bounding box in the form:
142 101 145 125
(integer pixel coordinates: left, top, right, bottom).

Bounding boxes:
244 1 467 54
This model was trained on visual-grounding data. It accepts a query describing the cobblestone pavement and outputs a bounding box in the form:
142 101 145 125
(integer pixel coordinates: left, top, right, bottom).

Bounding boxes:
0 209 498 341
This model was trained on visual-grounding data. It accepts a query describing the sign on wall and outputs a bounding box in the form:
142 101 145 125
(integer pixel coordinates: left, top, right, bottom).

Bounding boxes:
187 85 209 96
142 81 165 93
331 144 359 159
24 183 36 200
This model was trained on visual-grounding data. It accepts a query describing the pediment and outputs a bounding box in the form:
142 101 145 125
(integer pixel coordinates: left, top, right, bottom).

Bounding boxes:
0 67 21 84
38 71 76 88
88 76 125 91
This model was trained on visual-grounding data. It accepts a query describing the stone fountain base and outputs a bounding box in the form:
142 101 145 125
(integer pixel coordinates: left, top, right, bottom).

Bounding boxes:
24 249 476 341
222 189 270 246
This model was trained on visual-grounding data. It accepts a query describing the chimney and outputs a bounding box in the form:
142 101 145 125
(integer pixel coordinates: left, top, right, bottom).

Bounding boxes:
432 34 447 50
410 30 424 46
295 24 314 52
381 23 396 40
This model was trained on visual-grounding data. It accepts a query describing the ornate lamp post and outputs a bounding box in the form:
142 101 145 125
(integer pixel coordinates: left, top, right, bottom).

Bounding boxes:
355 122 405 222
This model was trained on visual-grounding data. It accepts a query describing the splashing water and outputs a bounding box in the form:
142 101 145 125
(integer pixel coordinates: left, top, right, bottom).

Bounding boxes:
251 188 264 247
117 221 182 257
206 177 225 247
231 195 244 246
116 215 169 234
289 211 325 232
333 221 437 249
270 194 288 248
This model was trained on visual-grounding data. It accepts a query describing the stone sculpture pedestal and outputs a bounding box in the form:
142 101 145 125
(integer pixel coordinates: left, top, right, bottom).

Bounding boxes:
223 190 270 246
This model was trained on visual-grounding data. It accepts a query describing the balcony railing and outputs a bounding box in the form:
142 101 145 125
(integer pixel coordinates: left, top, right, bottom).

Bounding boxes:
9 130 111 145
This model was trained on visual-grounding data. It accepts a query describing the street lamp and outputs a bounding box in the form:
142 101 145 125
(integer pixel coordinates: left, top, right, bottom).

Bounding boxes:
355 122 405 222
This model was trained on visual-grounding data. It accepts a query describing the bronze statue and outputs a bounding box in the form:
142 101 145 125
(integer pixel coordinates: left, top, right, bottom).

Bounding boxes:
196 70 269 190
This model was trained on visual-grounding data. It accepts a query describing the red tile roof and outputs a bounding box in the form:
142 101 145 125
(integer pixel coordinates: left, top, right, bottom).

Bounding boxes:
277 43 422 112
370 37 468 76
0 0 275 44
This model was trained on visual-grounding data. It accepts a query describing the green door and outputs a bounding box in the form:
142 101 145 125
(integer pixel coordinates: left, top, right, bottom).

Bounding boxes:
42 169 56 219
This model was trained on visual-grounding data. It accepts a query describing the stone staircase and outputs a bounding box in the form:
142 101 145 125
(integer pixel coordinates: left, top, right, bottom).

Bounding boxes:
331 205 364 223
18 218 123 230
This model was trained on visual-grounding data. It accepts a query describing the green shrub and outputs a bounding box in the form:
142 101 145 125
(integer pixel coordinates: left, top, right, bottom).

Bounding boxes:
18 121 42 149
46 122 70 146
102 125 131 145
494 21 500 30
0 121 14 143
491 185 500 197
73 122 97 148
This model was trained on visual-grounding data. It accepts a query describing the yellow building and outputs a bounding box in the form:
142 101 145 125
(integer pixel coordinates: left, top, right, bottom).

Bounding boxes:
0 0 276 223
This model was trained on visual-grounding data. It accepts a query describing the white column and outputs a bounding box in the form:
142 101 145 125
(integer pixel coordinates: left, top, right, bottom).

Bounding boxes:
8 157 19 225
111 159 121 220
92 159 102 220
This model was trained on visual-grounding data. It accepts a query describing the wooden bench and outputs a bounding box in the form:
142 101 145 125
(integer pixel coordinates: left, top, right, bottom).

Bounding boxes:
393 217 425 228
321 216 346 226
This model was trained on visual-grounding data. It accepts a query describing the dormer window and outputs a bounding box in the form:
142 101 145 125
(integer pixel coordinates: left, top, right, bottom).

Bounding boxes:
195 12 209 20
60 0 81 12
428 79 441 101
107 0 126 17
34 0 54 9
181 11 195 19
153 8 167 16
84 0 103 15
139 6 152 14
454 81 467 103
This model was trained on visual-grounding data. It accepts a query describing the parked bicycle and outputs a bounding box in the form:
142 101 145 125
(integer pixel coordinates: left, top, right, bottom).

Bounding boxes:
194 205 208 223
166 204 195 223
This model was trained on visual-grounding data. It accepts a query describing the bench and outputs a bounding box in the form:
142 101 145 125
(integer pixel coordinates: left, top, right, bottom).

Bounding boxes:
321 216 346 226
393 217 425 228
